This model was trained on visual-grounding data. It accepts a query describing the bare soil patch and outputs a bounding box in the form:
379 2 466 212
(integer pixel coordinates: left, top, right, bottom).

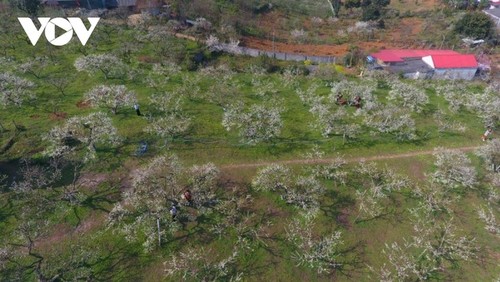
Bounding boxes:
74 212 107 234
36 223 73 250
241 36 404 57
49 112 67 121
76 99 90 108
77 172 109 190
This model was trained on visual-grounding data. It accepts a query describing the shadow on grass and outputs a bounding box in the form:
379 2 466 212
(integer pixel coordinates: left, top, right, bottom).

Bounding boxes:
332 240 368 279
79 185 120 213
320 190 356 227
90 244 144 281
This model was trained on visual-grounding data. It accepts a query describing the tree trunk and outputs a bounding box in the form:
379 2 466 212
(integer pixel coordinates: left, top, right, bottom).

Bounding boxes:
157 218 161 247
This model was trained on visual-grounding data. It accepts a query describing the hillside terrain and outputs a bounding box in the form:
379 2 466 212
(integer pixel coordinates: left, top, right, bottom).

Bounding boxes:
0 1 499 281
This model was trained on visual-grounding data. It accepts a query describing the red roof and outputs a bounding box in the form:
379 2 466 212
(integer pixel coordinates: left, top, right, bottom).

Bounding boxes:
371 49 459 62
429 54 478 69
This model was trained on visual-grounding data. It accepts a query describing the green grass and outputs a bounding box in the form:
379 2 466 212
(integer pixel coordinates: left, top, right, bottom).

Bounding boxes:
0 10 498 281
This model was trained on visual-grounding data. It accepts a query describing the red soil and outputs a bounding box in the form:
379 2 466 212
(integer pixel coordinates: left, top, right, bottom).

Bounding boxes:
49 112 67 121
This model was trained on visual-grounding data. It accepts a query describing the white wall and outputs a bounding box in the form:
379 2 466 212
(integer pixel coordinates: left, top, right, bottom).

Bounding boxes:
422 56 434 68
433 68 477 80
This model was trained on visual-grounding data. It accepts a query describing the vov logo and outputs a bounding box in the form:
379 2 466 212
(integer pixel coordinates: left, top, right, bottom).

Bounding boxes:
18 17 100 46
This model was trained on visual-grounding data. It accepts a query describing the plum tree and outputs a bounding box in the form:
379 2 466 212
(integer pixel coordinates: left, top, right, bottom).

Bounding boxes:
286 217 344 274
108 154 182 252
431 148 477 189
363 107 417 141
222 103 283 145
44 112 121 162
85 85 137 115
74 54 129 80
377 210 477 280
476 139 500 172
0 73 35 108
387 80 428 113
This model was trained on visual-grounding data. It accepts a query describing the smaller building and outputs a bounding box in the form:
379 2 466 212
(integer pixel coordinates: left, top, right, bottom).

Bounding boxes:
371 49 460 66
422 54 478 80
387 58 434 79
370 49 478 80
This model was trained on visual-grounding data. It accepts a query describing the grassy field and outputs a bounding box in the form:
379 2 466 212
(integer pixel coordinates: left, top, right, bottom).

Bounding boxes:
0 6 499 282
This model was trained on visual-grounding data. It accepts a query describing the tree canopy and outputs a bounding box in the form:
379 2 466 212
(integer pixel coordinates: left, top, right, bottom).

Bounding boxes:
454 12 495 39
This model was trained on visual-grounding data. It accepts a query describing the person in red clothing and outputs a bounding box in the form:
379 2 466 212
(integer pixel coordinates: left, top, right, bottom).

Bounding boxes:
182 189 193 205
335 94 347 106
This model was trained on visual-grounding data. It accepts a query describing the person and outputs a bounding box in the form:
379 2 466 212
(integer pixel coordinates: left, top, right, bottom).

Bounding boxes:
170 204 177 221
335 94 347 106
353 95 362 109
482 127 493 141
182 189 193 205
134 103 142 116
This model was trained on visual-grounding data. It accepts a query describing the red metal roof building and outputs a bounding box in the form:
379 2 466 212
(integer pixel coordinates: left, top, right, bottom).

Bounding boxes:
422 54 478 69
371 49 460 63
370 49 478 80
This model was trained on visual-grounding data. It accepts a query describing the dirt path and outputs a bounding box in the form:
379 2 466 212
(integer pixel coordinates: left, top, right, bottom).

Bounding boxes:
221 145 479 170
240 36 404 57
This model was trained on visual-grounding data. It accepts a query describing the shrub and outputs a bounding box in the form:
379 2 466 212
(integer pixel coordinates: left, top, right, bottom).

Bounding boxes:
361 5 381 21
454 12 495 39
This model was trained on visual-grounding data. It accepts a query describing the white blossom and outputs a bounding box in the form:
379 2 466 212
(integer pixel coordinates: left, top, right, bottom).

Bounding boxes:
145 114 191 140
164 245 243 281
387 80 428 113
286 218 344 274
252 164 291 192
43 112 121 161
363 107 416 141
223 103 283 144
108 154 183 252
432 148 477 189
0 73 35 107
476 139 500 172
74 54 129 79
85 85 137 114
477 205 500 235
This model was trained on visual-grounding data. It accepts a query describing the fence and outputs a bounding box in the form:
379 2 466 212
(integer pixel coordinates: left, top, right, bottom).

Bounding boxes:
171 31 337 64
216 43 337 64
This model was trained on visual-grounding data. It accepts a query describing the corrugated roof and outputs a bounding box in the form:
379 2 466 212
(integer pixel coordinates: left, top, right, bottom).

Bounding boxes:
430 54 478 69
371 49 459 62
485 8 500 18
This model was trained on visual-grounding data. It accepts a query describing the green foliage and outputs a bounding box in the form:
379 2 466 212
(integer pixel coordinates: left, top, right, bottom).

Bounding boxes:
345 0 361 9
454 12 495 39
361 5 381 21
10 0 42 16
332 0 342 17
478 0 490 9
372 0 390 6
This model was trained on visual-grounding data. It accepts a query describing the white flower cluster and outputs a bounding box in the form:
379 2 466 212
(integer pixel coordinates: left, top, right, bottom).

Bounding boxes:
74 54 129 80
85 85 137 114
223 103 283 144
0 73 35 108
286 218 344 274
44 112 121 161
